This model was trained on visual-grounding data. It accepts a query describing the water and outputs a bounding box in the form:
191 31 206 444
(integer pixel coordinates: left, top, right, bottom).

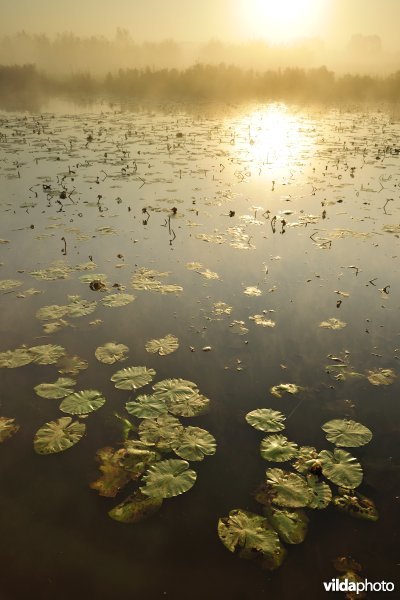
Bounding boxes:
0 99 399 599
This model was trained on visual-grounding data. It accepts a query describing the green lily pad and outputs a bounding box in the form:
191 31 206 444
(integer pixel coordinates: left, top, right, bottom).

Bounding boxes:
117 440 161 475
152 378 198 401
36 304 69 321
145 334 179 356
125 394 168 419
306 474 332 509
266 468 312 508
319 318 347 330
0 348 33 368
139 415 184 451
101 293 135 307
66 295 97 318
260 435 298 462
60 390 106 415
266 507 309 544
111 366 156 390
152 378 209 417
34 417 86 454
319 449 363 489
90 447 132 497
332 490 378 522
109 490 163 524
322 419 373 448
142 459 197 498
292 446 319 474
95 342 129 364
57 355 88 375
218 509 286 570
34 377 76 399
29 344 66 365
366 368 396 386
172 426 217 461
245 409 286 433
0 279 22 291
0 417 20 442
270 383 303 398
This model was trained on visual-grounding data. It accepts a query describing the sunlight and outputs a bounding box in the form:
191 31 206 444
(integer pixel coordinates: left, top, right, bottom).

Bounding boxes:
238 0 330 43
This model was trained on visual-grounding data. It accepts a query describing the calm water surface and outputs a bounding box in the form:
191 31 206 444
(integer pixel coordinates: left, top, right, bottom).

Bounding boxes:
0 99 399 599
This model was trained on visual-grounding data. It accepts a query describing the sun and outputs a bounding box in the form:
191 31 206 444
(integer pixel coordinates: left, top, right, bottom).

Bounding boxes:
238 0 330 44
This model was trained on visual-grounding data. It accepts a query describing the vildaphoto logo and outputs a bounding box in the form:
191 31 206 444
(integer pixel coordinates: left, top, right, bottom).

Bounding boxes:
323 578 395 593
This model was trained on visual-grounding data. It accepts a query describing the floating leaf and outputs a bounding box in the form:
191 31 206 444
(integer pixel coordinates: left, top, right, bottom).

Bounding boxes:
319 318 347 330
152 378 198 401
212 302 232 316
244 286 262 296
90 447 132 497
332 490 378 522
142 459 196 498
260 435 298 462
66 295 97 317
0 417 20 442
229 320 249 335
42 319 70 334
266 468 312 508
60 390 106 415
322 419 373 448
111 366 156 390
0 279 22 291
266 507 309 544
101 293 135 307
145 334 179 356
245 409 286 433
166 392 209 418
95 342 129 364
172 426 217 461
139 415 183 451
125 394 168 419
109 490 163 524
29 344 66 365
57 355 88 375
270 383 302 398
366 368 396 386
34 377 76 399
293 446 319 474
0 348 33 368
319 449 363 489
36 304 68 321
249 315 276 328
306 474 332 509
217 509 285 570
33 417 85 454
117 440 160 475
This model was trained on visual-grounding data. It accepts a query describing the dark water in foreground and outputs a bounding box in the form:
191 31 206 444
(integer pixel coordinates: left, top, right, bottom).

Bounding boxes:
0 100 399 599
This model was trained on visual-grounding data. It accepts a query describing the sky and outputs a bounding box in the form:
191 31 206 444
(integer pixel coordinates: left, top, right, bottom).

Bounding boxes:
0 0 400 50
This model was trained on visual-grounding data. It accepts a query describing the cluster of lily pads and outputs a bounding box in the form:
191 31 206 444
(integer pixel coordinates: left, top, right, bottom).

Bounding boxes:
90 370 216 524
218 393 377 571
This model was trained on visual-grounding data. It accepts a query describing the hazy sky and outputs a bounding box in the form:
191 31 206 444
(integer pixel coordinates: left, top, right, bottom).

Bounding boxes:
1 0 400 49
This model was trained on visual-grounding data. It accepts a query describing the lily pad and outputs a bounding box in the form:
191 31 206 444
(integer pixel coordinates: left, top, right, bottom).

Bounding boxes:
111 366 156 391
322 419 372 448
36 304 68 321
66 295 97 318
319 449 363 489
34 377 76 399
141 459 197 498
266 507 309 544
0 279 22 291
270 383 303 398
125 394 168 419
306 474 332 509
117 440 161 475
60 390 106 415
90 447 132 497
218 509 286 570
145 334 179 356
172 426 217 461
366 368 396 386
152 378 198 401
266 468 312 508
292 446 319 474
109 490 163 524
139 415 184 451
245 409 286 433
33 417 86 454
260 435 298 462
0 417 20 442
57 355 88 375
319 318 347 330
332 490 378 522
29 344 66 365
101 293 135 307
95 342 129 364
0 348 33 368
